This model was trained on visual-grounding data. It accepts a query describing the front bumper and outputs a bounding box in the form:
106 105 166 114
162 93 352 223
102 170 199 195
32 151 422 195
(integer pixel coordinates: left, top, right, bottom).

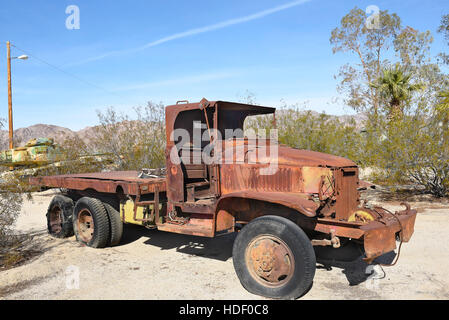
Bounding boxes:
313 203 417 264
361 203 417 263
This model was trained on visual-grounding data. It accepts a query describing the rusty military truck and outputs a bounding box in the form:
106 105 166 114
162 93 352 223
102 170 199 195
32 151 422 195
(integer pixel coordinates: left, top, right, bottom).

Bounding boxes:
29 98 417 299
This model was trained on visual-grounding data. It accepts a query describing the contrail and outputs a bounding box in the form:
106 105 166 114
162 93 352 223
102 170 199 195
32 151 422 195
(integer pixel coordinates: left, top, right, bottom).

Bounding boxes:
69 0 310 66
139 0 311 49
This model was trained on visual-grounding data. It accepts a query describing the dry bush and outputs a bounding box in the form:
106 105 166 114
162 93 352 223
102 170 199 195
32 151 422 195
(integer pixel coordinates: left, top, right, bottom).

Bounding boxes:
0 179 23 247
0 118 23 249
245 101 448 198
29 101 166 178
0 171 24 268
362 113 449 197
245 107 363 163
90 101 166 171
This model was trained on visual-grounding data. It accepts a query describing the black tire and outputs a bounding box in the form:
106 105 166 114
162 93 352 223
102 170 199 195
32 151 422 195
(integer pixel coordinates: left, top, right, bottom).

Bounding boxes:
103 202 123 246
232 215 316 299
73 197 110 248
46 195 74 238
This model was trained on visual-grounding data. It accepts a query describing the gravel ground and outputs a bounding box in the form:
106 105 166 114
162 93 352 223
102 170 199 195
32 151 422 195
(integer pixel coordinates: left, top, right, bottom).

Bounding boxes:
1 189 449 300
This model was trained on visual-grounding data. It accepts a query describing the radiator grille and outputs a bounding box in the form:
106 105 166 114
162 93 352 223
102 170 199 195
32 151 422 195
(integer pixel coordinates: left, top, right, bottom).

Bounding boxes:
335 168 359 220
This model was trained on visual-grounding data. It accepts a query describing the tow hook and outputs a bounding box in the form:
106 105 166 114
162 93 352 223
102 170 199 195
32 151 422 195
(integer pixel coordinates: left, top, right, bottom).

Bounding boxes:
312 230 341 248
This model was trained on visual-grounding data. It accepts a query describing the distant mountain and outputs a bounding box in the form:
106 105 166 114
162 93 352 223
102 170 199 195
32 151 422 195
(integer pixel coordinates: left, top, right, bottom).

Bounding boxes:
0 124 82 150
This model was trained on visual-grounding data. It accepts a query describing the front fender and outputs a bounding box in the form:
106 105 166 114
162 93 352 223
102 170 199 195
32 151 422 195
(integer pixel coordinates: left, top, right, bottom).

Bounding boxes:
216 191 319 218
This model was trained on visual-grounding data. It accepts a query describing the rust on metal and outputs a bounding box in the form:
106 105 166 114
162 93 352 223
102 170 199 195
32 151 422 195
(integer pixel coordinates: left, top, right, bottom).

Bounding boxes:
311 230 340 248
30 171 166 195
245 235 294 287
48 205 62 234
217 190 318 217
361 204 417 263
77 208 94 242
215 209 235 233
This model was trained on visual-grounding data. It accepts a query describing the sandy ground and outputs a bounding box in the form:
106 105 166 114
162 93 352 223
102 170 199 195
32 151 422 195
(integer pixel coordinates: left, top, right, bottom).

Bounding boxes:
1 189 449 300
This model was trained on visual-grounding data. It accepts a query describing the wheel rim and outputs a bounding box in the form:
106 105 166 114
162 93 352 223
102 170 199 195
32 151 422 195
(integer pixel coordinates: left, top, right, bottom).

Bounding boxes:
245 234 295 288
77 209 94 242
49 206 62 234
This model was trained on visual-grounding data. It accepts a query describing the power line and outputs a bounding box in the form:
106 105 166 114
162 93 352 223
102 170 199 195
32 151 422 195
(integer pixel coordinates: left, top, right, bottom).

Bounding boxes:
9 42 116 95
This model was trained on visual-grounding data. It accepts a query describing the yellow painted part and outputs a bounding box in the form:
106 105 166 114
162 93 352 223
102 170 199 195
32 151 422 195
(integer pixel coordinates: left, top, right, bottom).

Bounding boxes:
120 200 161 226
348 210 375 223
302 166 332 193
121 200 146 225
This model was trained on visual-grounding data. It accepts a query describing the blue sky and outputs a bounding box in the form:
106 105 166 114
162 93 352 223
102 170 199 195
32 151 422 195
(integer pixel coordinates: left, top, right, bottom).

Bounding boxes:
0 0 447 130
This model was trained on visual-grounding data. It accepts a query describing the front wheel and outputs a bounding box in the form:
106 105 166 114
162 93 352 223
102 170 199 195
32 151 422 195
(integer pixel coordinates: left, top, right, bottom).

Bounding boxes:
232 215 316 299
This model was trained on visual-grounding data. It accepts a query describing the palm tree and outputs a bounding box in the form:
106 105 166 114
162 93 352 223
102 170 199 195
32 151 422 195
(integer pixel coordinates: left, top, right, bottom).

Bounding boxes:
436 90 449 128
370 65 423 121
436 91 449 114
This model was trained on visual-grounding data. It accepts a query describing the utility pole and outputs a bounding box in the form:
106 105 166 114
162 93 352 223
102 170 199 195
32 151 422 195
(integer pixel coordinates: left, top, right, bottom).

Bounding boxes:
7 41 13 149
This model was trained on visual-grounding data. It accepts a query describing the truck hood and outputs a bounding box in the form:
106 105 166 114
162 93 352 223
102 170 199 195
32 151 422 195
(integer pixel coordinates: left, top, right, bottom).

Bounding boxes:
276 146 356 168
218 139 356 168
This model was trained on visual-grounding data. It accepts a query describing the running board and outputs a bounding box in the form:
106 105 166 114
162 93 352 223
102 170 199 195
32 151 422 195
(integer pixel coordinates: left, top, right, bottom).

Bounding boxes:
156 218 214 237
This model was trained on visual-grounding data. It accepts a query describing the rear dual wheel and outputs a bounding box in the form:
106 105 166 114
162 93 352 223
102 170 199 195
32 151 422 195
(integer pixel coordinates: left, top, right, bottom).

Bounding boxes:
68 197 123 249
103 202 123 246
47 195 123 248
46 195 75 238
73 197 111 248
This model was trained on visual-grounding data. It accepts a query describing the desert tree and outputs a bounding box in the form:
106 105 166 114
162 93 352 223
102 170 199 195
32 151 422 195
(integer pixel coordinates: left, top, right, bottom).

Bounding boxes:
332 7 449 197
330 7 437 118
330 7 401 116
437 14 449 65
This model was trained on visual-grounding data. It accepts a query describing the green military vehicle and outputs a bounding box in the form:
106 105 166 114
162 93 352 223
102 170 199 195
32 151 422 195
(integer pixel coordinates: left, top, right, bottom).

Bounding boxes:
0 138 63 168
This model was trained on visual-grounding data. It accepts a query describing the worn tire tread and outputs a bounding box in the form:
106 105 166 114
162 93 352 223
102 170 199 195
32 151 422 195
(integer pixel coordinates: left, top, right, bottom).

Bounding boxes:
73 197 110 248
46 195 74 238
103 202 123 246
